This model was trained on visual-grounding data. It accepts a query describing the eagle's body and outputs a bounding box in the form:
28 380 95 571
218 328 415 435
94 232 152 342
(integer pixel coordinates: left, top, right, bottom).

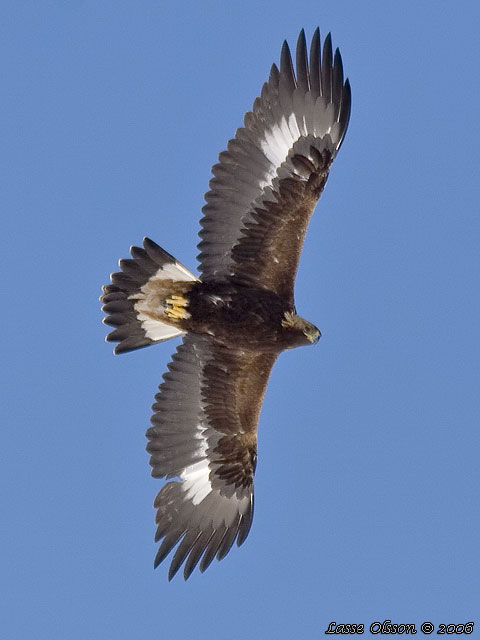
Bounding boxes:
170 281 318 351
101 28 351 579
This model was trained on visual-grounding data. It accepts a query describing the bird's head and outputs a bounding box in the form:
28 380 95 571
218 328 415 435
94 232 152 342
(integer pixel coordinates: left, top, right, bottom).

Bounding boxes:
281 311 321 347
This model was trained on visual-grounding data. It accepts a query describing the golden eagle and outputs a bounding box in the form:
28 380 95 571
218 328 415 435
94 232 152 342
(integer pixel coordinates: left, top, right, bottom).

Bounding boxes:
101 28 350 580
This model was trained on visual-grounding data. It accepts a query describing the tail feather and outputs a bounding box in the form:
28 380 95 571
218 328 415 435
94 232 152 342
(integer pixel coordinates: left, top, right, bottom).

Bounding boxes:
101 238 198 354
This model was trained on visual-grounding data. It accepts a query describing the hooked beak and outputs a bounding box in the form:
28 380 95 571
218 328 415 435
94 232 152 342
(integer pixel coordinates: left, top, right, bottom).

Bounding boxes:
304 326 321 344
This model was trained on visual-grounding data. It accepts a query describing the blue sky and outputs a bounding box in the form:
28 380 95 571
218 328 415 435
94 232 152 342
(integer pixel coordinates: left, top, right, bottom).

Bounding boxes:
2 1 479 638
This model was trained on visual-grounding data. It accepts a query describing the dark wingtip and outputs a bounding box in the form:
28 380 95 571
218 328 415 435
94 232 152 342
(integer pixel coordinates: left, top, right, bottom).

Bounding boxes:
334 47 343 72
280 39 291 69
337 78 352 150
280 38 296 92
183 562 196 581
323 33 333 65
309 27 321 95
142 236 154 246
311 26 321 59
142 237 176 263
295 28 309 91
269 62 280 84
343 78 352 116
153 547 166 570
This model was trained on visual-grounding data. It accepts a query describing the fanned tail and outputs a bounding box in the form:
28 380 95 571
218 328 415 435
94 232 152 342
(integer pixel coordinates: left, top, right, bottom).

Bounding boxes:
101 238 198 354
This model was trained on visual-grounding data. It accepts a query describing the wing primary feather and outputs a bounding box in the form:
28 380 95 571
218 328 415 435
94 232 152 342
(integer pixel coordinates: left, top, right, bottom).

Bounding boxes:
236 498 254 546
321 32 333 103
295 28 309 92
269 62 280 86
154 529 185 569
199 526 228 573
216 515 241 560
168 529 202 581
183 529 215 580
332 48 344 120
309 27 321 96
280 40 296 94
337 79 352 149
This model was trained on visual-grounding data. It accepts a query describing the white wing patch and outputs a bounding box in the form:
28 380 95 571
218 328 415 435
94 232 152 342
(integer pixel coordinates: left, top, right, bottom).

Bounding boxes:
180 424 211 506
260 117 295 177
178 418 251 521
181 458 211 506
288 111 302 140
258 96 338 193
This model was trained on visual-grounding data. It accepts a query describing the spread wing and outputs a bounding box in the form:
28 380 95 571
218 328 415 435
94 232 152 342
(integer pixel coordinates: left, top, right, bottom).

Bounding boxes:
198 28 351 303
146 334 276 580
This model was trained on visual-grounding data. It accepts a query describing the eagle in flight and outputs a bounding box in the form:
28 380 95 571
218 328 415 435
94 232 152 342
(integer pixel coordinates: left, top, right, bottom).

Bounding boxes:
101 28 351 580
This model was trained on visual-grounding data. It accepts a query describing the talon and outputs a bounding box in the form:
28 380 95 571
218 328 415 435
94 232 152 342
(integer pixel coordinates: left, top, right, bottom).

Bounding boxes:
166 295 188 307
166 308 185 319
164 294 190 320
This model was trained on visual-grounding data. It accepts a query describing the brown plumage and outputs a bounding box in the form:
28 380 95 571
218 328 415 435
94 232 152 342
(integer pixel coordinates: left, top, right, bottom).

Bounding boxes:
101 28 351 579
